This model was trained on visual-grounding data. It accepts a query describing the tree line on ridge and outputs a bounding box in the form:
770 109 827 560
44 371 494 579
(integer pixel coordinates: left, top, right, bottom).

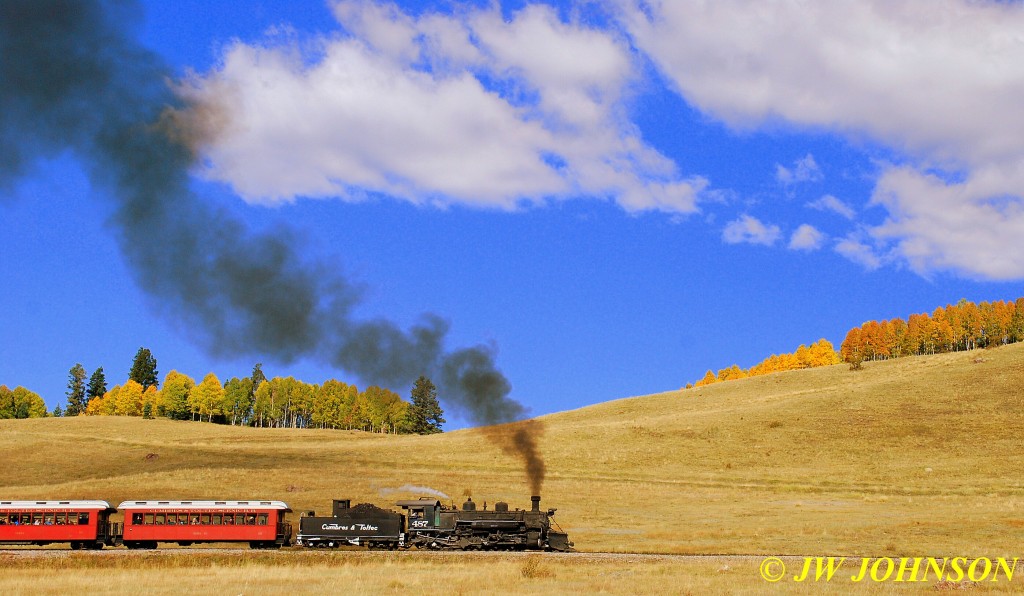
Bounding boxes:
685 338 841 389
8 297 1023 419
683 296 1024 389
3 348 445 434
840 297 1024 367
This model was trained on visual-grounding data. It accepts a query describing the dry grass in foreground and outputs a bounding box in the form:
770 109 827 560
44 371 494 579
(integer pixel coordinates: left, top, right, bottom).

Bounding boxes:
3 551 1018 595
2 343 1024 556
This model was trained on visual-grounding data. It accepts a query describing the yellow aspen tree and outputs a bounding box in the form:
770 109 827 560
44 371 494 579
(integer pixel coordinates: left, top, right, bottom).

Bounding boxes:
807 339 839 366
85 392 106 415
694 370 717 387
99 386 119 415
193 372 224 422
114 380 144 416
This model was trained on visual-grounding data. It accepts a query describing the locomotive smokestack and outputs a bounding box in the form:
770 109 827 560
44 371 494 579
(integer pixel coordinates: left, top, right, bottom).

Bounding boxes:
531 495 540 512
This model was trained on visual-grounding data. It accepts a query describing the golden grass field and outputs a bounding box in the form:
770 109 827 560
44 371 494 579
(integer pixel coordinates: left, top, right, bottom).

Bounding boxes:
3 342 1024 593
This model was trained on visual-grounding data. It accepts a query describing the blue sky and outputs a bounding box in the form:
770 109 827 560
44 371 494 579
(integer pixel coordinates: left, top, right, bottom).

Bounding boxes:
2 0 1022 426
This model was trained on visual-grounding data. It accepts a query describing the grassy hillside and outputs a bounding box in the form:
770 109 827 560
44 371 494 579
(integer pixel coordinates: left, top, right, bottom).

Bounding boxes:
3 342 1024 556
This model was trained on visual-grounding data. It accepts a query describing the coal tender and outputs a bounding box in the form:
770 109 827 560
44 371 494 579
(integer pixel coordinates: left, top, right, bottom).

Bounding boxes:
296 500 404 549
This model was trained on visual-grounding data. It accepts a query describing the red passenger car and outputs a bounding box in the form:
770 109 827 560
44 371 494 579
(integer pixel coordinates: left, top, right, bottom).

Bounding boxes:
118 500 292 549
0 500 119 549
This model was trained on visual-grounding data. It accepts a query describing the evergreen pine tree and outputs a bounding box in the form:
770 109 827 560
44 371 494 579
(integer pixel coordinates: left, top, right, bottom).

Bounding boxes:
53 405 63 417
250 363 266 398
129 348 159 390
87 367 107 406
65 363 87 416
407 375 445 434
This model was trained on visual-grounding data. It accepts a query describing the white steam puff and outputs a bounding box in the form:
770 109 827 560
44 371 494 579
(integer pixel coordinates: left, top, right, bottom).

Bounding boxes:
378 485 451 500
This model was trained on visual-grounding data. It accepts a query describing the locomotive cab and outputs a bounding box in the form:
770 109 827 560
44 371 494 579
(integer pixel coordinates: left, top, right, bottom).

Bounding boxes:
396 498 442 531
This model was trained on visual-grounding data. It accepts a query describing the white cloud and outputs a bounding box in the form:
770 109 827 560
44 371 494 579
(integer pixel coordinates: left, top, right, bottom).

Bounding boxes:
788 224 825 251
835 235 883 270
807 194 856 220
776 154 822 186
332 1 420 63
870 165 1024 280
618 1 1024 165
722 215 781 246
178 0 1024 279
619 0 1024 279
186 1 705 214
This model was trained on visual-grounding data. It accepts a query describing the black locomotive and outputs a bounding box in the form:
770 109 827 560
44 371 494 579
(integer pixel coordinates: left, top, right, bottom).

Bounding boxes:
296 495 572 551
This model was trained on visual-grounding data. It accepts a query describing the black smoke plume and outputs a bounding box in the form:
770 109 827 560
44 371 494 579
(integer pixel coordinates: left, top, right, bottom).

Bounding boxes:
0 0 544 492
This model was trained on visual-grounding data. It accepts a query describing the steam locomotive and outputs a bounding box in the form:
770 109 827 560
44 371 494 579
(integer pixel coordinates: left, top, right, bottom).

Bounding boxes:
296 495 573 552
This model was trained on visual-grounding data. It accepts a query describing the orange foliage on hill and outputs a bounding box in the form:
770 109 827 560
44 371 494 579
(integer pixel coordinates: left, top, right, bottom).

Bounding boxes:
687 338 841 389
684 296 1024 390
840 297 1024 364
